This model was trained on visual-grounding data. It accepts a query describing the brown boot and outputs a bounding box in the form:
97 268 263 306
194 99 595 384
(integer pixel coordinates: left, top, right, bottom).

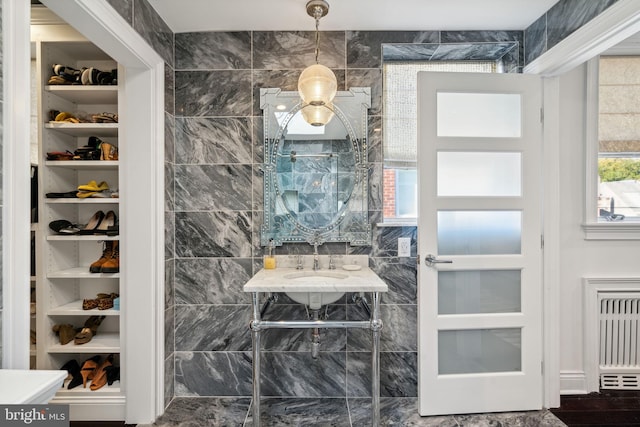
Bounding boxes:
90 241 113 273
100 241 119 273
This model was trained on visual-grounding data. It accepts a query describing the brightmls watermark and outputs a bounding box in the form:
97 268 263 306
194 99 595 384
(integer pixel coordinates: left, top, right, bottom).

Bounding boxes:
0 405 68 426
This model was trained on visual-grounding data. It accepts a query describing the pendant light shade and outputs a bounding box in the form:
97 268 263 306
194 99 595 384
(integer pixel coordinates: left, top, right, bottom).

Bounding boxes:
301 102 334 127
298 63 338 107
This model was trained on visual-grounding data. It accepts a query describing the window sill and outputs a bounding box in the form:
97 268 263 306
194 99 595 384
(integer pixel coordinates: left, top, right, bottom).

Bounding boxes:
582 222 640 240
377 220 418 227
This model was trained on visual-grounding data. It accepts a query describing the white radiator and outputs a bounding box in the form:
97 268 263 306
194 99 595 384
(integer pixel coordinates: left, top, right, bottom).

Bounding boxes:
599 293 640 389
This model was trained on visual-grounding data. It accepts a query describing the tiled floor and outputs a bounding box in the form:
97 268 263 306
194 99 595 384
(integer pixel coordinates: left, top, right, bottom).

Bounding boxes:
138 397 567 426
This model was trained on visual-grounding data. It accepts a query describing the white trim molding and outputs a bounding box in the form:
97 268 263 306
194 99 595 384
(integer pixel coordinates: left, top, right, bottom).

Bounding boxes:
524 0 640 77
560 371 588 395
2 0 32 370
583 277 640 393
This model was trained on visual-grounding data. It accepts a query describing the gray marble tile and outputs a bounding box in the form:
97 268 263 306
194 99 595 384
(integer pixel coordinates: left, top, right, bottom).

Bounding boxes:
165 111 175 164
164 161 174 212
368 163 383 212
382 44 439 62
175 258 252 304
525 14 547 66
165 211 175 260
253 31 345 70
246 398 350 427
346 352 417 397
165 305 175 359
501 44 521 73
367 116 382 163
454 410 568 427
441 30 524 68
175 70 252 117
175 211 252 257
431 42 517 61
164 354 174 409
175 351 252 396
261 304 347 352
253 116 264 164
347 304 417 352
175 164 252 211
144 397 251 427
369 226 417 258
347 31 439 68
368 257 417 304
176 32 251 70
106 0 133 26
546 0 618 51
349 397 457 427
252 164 263 212
165 258 174 309
346 69 382 116
133 0 174 66
175 305 252 351
260 352 346 397
175 117 252 164
165 64 175 116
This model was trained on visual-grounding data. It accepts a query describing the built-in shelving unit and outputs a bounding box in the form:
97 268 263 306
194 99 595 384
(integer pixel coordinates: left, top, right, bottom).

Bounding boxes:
35 40 124 421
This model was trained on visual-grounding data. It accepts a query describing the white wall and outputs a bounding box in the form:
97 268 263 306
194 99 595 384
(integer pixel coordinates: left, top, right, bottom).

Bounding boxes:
558 63 640 393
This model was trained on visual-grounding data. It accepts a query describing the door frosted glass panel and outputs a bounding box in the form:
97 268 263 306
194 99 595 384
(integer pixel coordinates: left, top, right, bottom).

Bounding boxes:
437 152 521 197
438 270 521 314
437 211 521 255
437 92 522 138
438 329 522 374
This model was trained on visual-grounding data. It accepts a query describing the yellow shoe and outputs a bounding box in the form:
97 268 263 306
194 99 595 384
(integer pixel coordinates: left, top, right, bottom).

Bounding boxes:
78 180 109 192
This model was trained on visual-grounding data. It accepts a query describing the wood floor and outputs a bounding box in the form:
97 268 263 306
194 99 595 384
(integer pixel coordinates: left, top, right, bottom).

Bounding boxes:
550 390 640 426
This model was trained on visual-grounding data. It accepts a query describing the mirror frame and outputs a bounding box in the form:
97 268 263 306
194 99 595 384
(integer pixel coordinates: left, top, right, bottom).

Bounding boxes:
260 87 372 246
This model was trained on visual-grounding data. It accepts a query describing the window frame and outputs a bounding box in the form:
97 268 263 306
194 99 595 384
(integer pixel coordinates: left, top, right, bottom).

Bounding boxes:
583 57 640 240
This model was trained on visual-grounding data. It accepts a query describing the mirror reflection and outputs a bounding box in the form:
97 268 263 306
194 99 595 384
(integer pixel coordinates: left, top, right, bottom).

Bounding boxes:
261 88 371 246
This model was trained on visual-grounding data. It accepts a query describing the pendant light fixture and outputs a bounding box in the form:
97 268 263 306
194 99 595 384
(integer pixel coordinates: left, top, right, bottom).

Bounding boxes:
298 0 338 124
301 102 335 127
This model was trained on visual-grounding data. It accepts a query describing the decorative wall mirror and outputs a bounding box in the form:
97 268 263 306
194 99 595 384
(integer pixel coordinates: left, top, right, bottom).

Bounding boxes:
260 87 371 246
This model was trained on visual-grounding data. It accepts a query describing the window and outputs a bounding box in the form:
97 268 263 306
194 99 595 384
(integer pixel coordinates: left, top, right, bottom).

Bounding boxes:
585 57 640 239
382 61 495 222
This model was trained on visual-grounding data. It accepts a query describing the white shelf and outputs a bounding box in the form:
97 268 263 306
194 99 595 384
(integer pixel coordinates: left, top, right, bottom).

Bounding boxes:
56 379 122 397
48 332 120 353
45 160 119 170
48 267 119 279
45 122 118 137
45 85 117 104
46 198 119 204
47 235 119 242
49 300 120 316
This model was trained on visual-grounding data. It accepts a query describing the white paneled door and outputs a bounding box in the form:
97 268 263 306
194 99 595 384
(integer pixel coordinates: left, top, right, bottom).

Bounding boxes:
417 72 543 415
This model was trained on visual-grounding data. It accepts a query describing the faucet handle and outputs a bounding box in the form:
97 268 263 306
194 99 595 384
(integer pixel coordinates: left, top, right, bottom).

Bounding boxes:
328 255 336 270
296 255 304 270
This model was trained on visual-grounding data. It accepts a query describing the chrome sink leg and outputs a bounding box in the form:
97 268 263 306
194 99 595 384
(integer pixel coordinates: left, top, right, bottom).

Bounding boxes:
250 292 262 427
311 309 321 359
371 291 382 427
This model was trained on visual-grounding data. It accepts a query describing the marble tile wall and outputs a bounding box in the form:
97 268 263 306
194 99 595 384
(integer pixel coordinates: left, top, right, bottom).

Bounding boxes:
103 0 175 406
524 0 619 65
172 30 524 399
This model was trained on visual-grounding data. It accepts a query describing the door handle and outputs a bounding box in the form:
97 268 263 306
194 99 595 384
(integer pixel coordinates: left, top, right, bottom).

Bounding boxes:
424 254 453 267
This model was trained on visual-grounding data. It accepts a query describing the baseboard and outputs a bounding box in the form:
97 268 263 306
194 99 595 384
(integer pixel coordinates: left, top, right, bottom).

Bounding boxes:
560 370 588 395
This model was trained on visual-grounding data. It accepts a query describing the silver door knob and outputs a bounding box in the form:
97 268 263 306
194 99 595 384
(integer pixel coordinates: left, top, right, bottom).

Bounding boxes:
424 254 453 267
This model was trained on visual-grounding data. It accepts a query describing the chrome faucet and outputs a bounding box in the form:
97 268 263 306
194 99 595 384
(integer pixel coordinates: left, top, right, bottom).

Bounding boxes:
313 242 320 271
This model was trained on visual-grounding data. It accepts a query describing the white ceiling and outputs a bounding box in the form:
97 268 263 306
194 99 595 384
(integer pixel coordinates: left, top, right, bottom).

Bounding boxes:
150 0 561 33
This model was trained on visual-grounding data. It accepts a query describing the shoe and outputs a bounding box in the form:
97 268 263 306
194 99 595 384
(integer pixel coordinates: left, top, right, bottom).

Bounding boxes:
46 150 74 161
60 359 83 390
77 211 105 235
82 298 99 310
79 355 101 388
78 180 109 192
99 142 119 161
90 241 114 273
90 354 114 390
105 365 120 385
52 323 77 345
94 210 118 235
100 241 120 273
74 315 106 345
45 190 78 199
49 219 81 235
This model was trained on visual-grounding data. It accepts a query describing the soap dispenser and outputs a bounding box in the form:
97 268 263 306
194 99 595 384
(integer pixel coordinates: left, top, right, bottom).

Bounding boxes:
264 239 276 269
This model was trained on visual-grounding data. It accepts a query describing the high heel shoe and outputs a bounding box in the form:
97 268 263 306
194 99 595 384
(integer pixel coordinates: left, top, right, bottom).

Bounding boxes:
105 365 120 386
52 323 77 345
79 355 101 388
74 315 106 345
94 210 118 235
77 211 105 235
60 359 83 389
90 354 114 391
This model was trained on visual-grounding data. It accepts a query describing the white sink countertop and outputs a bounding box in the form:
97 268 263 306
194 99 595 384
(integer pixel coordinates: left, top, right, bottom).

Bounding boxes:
0 369 67 404
243 255 388 293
